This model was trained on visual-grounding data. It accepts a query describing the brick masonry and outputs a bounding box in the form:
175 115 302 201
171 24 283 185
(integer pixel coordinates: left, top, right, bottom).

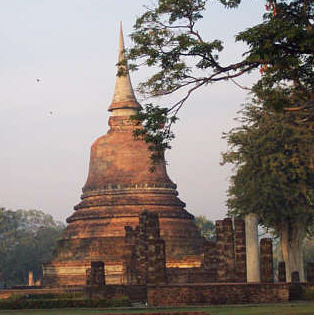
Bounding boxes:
223 218 235 282
234 218 246 282
124 211 167 285
307 262 314 283
215 220 225 282
215 218 246 283
260 238 274 283
278 261 286 282
147 283 289 306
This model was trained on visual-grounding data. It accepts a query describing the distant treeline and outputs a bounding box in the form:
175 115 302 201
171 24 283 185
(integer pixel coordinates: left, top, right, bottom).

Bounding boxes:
0 208 65 287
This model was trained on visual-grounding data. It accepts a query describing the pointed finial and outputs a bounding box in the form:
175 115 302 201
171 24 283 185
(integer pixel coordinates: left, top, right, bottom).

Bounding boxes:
108 22 141 113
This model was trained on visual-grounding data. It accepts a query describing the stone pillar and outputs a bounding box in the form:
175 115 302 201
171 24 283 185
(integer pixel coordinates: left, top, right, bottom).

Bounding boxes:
290 271 303 300
245 213 260 282
124 226 138 285
203 240 217 282
278 261 286 282
223 218 235 282
28 271 34 286
234 218 247 282
129 211 167 285
215 220 226 282
260 238 274 282
291 271 300 283
90 261 105 288
147 239 167 284
307 262 314 283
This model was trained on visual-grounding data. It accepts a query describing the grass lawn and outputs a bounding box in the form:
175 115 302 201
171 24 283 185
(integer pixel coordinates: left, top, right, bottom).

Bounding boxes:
0 302 313 315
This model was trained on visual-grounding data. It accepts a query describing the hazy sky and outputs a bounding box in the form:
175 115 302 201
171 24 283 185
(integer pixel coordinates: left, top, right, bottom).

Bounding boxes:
0 0 265 222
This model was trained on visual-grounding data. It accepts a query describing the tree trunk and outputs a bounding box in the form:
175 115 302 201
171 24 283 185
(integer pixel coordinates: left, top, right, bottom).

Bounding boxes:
280 222 305 282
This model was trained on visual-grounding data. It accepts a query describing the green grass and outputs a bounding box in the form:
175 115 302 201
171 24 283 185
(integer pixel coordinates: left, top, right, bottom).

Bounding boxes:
0 302 313 315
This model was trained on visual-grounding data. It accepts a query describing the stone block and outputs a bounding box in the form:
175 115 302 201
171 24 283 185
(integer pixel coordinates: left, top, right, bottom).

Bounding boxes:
306 262 314 283
278 261 286 282
260 238 273 283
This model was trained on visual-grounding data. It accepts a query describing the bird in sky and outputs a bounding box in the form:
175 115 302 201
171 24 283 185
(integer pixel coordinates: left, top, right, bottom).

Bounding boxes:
36 78 41 82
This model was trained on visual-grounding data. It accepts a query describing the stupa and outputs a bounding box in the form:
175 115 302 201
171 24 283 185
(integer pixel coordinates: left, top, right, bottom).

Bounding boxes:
43 25 203 286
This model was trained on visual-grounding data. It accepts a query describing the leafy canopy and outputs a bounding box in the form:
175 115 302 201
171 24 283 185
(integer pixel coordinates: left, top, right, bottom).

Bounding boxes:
222 101 313 235
127 0 313 156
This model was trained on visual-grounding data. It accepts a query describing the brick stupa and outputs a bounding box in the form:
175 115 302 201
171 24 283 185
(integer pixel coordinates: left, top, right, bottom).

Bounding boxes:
43 25 203 286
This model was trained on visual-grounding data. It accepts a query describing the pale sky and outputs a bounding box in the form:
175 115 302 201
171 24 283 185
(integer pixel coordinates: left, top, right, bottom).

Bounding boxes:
0 0 265 222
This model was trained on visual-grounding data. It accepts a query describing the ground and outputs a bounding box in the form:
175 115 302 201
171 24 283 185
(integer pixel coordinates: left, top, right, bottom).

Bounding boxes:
0 302 313 315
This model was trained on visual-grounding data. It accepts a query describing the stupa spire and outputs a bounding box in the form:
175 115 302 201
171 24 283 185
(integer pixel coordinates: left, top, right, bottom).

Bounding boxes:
108 22 141 112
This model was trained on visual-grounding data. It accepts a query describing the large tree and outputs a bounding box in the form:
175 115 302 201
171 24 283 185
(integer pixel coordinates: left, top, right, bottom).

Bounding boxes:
126 0 313 281
222 102 313 282
0 208 65 287
127 0 313 154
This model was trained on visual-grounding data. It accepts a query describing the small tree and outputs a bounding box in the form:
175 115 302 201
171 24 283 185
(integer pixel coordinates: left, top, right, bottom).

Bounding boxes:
222 102 313 282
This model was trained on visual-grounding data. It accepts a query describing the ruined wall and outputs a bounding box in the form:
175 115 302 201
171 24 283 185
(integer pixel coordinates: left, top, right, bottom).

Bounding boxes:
234 218 247 282
278 261 286 282
147 283 289 306
166 268 215 284
260 238 274 283
307 263 314 283
215 218 246 282
124 211 167 285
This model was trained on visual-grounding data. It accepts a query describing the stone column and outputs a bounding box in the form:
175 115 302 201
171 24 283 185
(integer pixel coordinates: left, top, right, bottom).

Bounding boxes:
223 218 235 282
28 271 34 286
234 218 247 282
215 220 226 282
147 239 167 284
245 213 260 282
203 240 217 282
133 211 167 285
124 226 138 285
278 261 286 282
307 263 314 283
260 238 274 282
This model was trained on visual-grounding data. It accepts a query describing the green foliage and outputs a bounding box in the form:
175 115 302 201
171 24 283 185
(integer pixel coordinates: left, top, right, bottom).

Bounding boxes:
222 101 313 234
0 208 65 287
132 103 177 164
127 0 313 157
194 215 216 241
237 0 313 112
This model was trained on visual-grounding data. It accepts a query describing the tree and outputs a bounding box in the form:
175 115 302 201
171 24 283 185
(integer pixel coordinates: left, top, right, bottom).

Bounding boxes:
194 215 216 241
127 0 313 155
0 208 65 287
126 0 313 282
222 102 313 282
